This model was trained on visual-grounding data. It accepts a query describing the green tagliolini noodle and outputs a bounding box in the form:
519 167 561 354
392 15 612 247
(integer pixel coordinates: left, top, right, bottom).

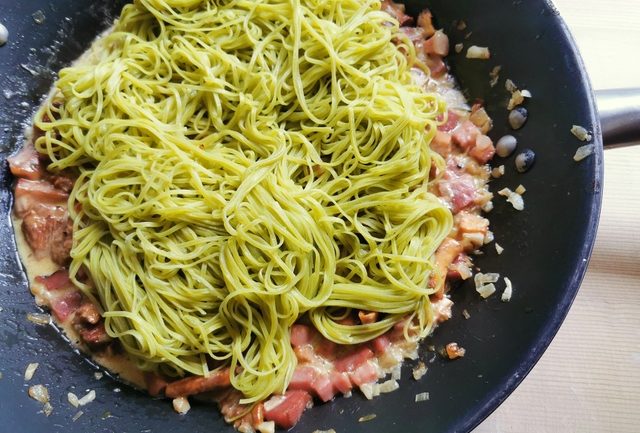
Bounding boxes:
34 0 452 403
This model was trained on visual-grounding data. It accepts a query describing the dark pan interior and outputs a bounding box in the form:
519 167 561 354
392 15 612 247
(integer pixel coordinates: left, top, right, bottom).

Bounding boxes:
0 1 601 432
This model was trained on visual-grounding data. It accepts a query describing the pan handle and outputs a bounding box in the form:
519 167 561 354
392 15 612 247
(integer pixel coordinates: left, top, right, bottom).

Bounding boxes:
596 88 640 149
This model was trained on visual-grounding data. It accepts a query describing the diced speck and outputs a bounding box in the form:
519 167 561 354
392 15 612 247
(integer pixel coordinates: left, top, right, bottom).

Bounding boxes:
509 107 528 130
515 149 535 173
495 135 517 157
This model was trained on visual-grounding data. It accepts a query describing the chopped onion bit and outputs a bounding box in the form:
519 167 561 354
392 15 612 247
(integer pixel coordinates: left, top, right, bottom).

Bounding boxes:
26 313 51 325
491 165 505 178
312 430 336 433
28 384 50 404
173 396 191 415
42 402 53 417
495 243 504 255
68 392 80 408
358 414 377 423
476 283 497 299
501 277 513 302
378 379 400 394
455 43 464 53
484 230 494 245
498 187 524 211
571 125 592 142
574 144 595 162
466 45 490 59
257 421 276 433
390 364 402 381
474 272 500 287
507 90 525 110
24 363 39 381
77 390 96 406
360 383 374 400
515 184 526 195
415 392 430 402
445 342 466 359
94 372 104 380
489 65 502 87
412 361 428 380
72 411 84 422
505 79 518 93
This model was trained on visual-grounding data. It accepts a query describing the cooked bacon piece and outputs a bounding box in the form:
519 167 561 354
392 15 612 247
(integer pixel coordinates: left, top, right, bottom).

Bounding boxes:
50 173 75 193
348 361 379 386
423 30 449 56
358 310 378 324
431 130 452 157
50 291 82 322
334 346 374 373
250 403 265 427
73 302 101 326
429 238 463 293
79 322 111 347
438 110 460 132
288 366 317 393
294 344 315 362
144 372 169 397
456 212 489 235
49 217 73 265
469 134 496 164
329 371 352 394
438 172 477 213
165 368 231 398
469 104 493 134
451 120 496 163
445 342 466 359
446 253 472 280
452 120 480 150
14 179 68 217
371 335 391 355
288 366 336 402
381 0 413 26
310 373 334 402
400 26 426 44
315 336 337 358
7 142 43 180
263 390 312 430
22 205 72 265
417 10 436 37
217 390 250 423
290 324 315 347
425 54 446 78
35 269 70 291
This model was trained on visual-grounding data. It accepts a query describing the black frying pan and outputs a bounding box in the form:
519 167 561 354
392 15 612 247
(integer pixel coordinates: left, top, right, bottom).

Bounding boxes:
0 1 607 432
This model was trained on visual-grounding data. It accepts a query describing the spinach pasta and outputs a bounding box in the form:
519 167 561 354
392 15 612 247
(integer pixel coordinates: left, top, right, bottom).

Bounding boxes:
32 0 454 405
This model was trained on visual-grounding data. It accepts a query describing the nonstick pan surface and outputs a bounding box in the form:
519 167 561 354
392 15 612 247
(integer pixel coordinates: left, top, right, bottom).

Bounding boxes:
0 1 602 432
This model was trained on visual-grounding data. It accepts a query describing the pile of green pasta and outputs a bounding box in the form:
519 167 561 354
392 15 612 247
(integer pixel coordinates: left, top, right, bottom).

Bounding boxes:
34 0 452 403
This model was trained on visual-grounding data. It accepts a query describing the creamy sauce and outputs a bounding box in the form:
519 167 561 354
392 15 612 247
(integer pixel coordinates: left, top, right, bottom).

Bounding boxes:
13 213 146 389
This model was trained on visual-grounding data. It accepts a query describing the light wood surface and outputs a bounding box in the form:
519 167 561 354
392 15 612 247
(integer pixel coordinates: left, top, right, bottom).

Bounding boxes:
475 1 640 432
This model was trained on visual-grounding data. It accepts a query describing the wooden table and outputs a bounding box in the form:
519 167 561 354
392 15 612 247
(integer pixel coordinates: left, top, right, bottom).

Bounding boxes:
475 1 640 431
